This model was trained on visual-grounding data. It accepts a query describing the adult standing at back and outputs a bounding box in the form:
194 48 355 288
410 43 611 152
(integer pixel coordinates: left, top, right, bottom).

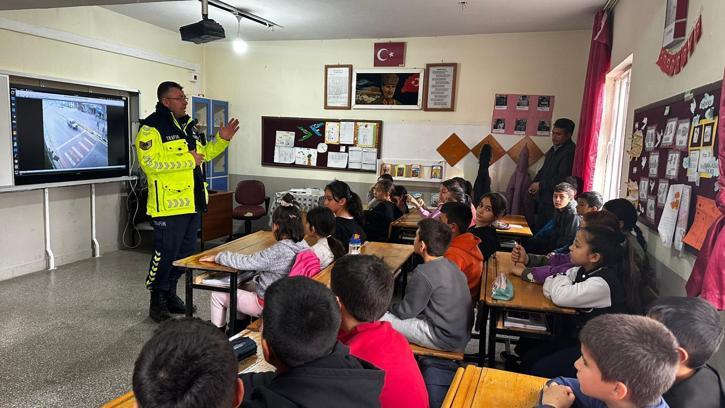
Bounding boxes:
136 81 239 322
528 118 576 231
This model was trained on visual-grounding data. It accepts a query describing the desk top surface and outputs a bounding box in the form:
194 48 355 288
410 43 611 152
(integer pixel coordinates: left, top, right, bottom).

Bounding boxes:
173 231 278 272
313 241 414 287
483 251 576 314
390 210 532 237
443 365 548 408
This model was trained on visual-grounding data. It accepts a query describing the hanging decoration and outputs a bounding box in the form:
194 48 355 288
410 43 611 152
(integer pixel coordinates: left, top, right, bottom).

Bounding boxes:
656 14 702 77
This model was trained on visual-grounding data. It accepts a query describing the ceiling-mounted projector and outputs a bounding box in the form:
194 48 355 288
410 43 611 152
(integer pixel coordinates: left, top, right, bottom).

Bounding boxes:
180 0 225 44
180 18 225 44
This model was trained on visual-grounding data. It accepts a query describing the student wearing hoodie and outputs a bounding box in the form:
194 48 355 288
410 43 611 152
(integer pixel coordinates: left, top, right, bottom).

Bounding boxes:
440 201 484 300
240 277 385 408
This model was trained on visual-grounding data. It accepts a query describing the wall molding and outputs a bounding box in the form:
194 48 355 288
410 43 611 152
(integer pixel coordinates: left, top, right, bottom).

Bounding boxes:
0 16 200 72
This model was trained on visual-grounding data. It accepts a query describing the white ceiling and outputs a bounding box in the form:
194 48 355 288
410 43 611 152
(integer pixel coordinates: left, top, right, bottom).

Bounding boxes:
3 0 606 41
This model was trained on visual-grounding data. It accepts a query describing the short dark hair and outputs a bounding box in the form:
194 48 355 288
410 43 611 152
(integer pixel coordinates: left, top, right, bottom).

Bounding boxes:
271 193 304 242
553 118 575 135
648 296 724 368
480 192 508 218
441 178 469 205
440 201 472 233
262 277 340 367
581 210 619 230
157 81 183 101
378 173 394 182
553 182 577 198
578 191 604 210
417 218 452 256
391 184 408 198
580 314 679 407
331 255 393 322
133 318 237 408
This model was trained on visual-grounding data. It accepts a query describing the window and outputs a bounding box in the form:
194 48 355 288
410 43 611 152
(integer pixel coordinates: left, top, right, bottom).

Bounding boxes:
593 58 632 202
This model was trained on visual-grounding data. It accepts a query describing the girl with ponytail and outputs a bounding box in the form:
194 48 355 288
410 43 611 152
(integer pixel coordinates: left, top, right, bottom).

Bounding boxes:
305 206 347 268
324 180 367 251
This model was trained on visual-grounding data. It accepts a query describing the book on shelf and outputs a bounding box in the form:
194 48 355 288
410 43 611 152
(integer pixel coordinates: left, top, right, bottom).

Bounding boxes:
503 311 548 331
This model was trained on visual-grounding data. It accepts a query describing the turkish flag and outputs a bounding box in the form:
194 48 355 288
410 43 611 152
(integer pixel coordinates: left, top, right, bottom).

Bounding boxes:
374 42 405 67
401 73 419 93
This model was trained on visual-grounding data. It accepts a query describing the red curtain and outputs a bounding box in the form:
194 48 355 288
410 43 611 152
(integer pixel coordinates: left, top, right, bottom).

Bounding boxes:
572 10 612 192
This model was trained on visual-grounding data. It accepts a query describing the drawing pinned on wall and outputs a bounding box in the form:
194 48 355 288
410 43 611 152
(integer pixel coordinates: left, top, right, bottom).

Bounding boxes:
674 119 690 149
294 147 318 166
662 118 677 147
324 121 340 144
275 131 295 147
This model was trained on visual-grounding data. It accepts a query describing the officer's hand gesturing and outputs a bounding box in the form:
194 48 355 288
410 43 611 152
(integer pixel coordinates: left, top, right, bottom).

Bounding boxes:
219 118 240 141
190 150 205 166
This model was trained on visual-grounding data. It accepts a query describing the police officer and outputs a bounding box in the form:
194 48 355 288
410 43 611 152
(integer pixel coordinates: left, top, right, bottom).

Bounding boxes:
136 81 239 322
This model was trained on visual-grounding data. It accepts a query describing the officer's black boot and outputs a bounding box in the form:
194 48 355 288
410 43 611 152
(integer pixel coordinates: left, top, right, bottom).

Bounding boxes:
166 282 197 314
149 290 172 322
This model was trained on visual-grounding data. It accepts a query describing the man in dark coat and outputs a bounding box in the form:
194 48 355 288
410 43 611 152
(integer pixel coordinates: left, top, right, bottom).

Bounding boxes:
528 118 576 231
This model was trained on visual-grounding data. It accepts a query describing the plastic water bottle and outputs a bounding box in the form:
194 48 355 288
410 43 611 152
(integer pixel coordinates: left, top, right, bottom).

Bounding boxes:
348 233 361 255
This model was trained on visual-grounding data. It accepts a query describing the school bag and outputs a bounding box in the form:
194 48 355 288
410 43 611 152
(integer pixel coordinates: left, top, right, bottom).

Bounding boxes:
288 250 321 278
417 356 465 408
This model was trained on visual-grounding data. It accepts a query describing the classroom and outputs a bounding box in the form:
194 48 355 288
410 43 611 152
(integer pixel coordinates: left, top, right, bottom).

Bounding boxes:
0 0 723 406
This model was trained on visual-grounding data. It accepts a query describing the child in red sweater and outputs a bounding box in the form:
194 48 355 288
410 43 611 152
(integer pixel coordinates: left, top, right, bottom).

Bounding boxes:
332 255 429 408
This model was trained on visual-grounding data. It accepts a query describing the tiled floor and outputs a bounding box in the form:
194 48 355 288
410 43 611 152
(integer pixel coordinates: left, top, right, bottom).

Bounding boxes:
0 246 212 407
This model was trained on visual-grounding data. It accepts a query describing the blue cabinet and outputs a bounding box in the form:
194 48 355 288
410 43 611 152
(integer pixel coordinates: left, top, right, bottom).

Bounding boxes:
191 96 229 192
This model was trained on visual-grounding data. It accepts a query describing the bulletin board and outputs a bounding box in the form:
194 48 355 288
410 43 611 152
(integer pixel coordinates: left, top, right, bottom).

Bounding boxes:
261 116 383 173
627 80 720 233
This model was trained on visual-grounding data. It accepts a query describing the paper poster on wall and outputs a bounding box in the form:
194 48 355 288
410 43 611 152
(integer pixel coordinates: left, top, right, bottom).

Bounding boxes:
649 152 660 178
656 179 670 207
273 146 295 164
348 147 362 169
638 178 649 202
294 148 318 166
275 131 295 147
327 152 348 168
687 150 700 181
657 184 683 248
665 150 681 179
340 121 355 144
645 126 657 151
324 122 340 144
489 93 555 136
662 118 677 147
673 185 691 251
646 197 656 222
356 122 378 147
682 195 719 250
362 148 378 171
697 148 715 178
674 119 690 149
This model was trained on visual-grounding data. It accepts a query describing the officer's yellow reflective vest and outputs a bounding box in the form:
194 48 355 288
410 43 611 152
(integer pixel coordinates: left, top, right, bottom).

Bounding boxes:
136 115 229 218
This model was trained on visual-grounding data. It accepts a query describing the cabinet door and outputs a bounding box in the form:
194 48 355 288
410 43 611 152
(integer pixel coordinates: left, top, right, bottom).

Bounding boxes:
191 96 213 181
210 100 229 177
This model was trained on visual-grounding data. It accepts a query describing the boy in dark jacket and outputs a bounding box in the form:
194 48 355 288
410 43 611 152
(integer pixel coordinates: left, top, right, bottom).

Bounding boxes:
240 277 384 407
648 296 725 408
381 218 473 352
525 182 579 254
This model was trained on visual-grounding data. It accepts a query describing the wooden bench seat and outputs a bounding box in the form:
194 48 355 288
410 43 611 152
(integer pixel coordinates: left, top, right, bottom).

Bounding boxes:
410 343 464 360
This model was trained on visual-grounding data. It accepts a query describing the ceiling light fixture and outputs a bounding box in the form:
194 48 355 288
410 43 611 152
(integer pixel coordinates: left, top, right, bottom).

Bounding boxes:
204 0 282 29
232 15 248 54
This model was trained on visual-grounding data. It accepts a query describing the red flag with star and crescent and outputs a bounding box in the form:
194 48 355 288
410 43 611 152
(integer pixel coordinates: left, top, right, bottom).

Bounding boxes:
374 42 405 67
401 74 419 93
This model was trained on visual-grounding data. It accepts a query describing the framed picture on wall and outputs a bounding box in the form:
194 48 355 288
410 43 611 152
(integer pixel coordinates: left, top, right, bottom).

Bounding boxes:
324 65 352 110
352 68 424 110
423 63 457 111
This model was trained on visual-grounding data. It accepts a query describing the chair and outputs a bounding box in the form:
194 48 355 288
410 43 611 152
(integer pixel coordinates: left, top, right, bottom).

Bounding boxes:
232 180 270 236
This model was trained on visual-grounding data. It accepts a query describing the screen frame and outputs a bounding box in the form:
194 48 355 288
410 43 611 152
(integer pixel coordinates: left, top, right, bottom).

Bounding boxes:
7 78 134 187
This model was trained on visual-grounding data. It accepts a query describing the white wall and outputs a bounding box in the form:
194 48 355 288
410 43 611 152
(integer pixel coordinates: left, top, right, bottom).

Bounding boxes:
202 31 592 186
611 0 725 281
0 6 203 280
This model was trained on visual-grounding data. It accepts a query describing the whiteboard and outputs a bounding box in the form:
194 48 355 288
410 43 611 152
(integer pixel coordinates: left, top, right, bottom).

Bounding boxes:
381 121 551 192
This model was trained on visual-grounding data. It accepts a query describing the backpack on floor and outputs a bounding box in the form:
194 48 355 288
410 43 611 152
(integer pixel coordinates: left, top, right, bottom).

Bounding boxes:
417 356 465 408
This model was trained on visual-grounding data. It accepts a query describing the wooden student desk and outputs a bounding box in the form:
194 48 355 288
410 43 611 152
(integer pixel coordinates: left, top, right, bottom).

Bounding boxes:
442 365 548 408
388 210 533 241
102 329 274 408
173 230 279 334
479 251 575 366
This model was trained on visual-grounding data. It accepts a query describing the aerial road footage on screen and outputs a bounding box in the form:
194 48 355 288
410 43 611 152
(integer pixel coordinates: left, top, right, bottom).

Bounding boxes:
42 99 109 169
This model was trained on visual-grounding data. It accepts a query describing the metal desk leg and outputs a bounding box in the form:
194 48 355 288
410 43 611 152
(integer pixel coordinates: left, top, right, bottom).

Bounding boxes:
185 268 194 317
228 273 238 336
487 307 499 367
477 302 489 367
